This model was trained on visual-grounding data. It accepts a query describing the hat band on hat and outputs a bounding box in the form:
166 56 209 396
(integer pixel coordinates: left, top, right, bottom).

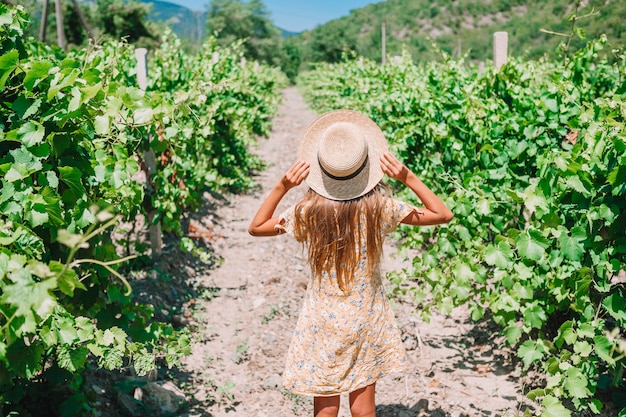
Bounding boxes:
318 155 369 181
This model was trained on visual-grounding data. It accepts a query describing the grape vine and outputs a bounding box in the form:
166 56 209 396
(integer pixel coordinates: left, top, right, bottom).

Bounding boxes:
0 5 285 415
299 39 625 416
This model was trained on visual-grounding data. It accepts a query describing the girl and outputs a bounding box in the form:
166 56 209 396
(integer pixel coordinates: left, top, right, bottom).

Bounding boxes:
249 110 453 417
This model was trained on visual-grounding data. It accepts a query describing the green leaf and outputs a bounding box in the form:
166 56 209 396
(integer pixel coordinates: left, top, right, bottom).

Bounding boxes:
518 184 547 213
5 163 29 182
40 186 64 225
524 304 547 329
100 348 124 370
564 367 590 399
0 272 58 335
18 121 45 148
0 253 9 277
607 164 626 189
40 324 58 347
564 175 592 196
133 350 156 376
593 335 615 365
24 60 53 90
558 226 586 261
25 206 48 227
80 83 101 103
56 229 87 249
516 229 550 261
577 323 595 339
57 344 88 372
526 387 547 401
94 115 110 135
76 207 96 229
484 241 513 269
13 95 42 119
556 321 576 348
68 86 81 112
602 291 626 323
0 50 19 91
452 261 476 282
46 171 59 188
543 97 558 113
504 324 522 345
588 399 603 414
133 107 153 125
47 68 79 100
451 282 471 301
541 395 571 417
518 340 545 367
54 316 78 345
50 261 86 296
75 317 94 342
102 327 127 349
10 146 39 165
573 340 592 357
58 166 86 198
554 154 569 171
470 304 484 321
5 338 45 379
0 7 12 25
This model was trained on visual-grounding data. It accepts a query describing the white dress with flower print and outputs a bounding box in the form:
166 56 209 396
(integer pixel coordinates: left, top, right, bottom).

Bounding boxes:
278 198 417 396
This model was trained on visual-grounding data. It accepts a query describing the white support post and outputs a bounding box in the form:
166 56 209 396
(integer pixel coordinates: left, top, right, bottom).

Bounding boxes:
135 48 162 259
135 48 148 90
493 31 508 70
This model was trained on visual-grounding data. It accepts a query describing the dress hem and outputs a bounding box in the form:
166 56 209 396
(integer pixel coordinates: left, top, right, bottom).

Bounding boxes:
283 367 406 397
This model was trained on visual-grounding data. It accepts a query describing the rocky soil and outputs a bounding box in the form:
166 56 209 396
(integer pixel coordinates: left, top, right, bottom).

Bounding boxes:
148 86 532 417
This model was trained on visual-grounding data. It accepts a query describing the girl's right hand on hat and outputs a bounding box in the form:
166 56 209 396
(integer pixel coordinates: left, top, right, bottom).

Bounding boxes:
280 160 309 190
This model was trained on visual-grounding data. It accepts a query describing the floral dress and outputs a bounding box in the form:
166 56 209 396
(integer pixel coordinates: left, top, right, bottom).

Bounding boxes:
277 198 417 396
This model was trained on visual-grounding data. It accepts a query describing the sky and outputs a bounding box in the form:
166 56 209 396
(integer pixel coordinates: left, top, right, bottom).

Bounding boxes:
163 0 378 33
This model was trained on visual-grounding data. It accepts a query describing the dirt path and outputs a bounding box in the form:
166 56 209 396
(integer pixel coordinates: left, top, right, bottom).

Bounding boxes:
179 87 524 417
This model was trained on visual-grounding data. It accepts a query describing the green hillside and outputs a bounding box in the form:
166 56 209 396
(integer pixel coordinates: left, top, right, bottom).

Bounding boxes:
140 0 300 41
295 0 625 65
139 0 206 42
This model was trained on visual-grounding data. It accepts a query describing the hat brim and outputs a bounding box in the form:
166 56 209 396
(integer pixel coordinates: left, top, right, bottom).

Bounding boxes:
298 109 388 201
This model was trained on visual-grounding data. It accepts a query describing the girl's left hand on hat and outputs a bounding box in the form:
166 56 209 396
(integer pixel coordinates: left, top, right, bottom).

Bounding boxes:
380 152 409 183
281 160 310 190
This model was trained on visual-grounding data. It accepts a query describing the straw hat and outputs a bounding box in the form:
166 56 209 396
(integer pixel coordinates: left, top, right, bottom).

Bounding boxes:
297 109 389 201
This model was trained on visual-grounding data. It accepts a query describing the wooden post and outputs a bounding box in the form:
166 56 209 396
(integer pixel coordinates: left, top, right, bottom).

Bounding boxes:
70 0 95 41
135 48 163 259
493 31 508 69
381 22 386 65
54 0 66 50
39 0 49 42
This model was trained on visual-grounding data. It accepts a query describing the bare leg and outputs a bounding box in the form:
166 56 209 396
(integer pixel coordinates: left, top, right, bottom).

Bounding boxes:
314 395 340 417
349 383 376 417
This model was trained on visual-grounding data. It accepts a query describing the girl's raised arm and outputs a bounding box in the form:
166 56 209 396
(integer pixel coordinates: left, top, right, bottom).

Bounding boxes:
380 152 453 226
248 160 310 237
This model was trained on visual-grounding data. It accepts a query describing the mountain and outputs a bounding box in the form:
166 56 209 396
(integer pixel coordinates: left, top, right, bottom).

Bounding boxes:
139 0 301 41
139 0 206 42
294 0 625 64
281 28 300 38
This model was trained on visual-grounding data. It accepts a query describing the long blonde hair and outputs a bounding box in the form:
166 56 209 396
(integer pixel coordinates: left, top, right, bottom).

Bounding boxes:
293 184 388 292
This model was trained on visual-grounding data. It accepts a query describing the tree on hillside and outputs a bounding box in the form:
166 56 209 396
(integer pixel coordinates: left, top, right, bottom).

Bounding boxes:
281 37 301 83
303 18 358 65
206 0 284 66
95 0 157 46
17 0 159 48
